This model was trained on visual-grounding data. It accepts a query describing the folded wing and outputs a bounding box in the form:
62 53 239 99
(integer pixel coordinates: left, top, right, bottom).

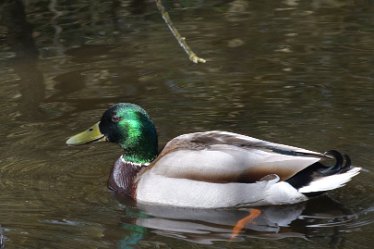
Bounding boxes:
148 131 327 183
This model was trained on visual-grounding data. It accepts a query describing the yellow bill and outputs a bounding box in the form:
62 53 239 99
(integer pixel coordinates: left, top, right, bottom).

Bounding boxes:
66 122 106 145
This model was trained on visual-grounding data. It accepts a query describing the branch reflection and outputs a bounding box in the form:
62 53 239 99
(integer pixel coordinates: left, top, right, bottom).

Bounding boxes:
1 0 45 121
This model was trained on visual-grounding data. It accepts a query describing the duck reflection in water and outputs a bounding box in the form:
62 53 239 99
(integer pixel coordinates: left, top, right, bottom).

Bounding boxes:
117 195 359 246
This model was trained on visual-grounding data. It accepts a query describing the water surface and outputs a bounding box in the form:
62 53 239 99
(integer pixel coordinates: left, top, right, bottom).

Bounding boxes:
0 0 373 248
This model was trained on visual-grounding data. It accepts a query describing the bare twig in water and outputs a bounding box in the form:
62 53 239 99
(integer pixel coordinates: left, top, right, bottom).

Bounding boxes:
155 0 206 64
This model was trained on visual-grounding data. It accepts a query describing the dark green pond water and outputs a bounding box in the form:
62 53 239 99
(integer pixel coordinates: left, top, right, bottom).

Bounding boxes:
0 0 373 248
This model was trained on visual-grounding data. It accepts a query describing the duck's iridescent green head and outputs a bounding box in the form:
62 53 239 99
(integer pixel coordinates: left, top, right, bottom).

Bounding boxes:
67 103 158 164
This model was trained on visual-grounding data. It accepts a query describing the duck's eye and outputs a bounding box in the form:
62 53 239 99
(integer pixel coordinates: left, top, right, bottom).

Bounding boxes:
111 115 121 123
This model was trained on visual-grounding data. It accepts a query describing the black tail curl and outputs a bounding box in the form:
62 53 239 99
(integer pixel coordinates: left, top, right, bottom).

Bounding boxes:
286 149 352 191
318 150 352 176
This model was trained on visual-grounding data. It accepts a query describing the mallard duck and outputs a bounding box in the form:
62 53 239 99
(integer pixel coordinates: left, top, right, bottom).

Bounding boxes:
66 103 360 208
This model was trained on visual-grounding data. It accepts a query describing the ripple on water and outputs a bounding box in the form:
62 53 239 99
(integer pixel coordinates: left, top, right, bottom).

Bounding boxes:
0 226 4 249
0 172 120 248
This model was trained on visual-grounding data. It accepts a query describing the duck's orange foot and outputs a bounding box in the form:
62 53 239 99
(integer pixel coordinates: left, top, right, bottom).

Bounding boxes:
230 208 262 239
